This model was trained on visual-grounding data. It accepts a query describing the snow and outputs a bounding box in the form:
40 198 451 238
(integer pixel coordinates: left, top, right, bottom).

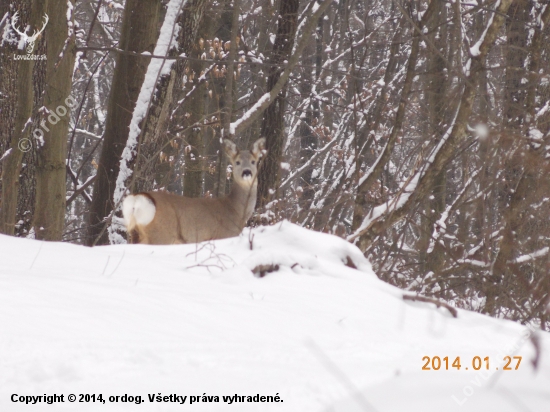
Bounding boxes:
58 1 74 61
529 128 544 141
469 43 481 58
512 247 549 264
76 174 96 191
74 128 102 141
311 2 320 13
1 222 549 411
0 148 12 162
96 4 114 42
455 258 489 268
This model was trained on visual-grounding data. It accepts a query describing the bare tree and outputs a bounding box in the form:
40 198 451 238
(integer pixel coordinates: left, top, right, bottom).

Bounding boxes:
86 0 162 246
33 0 76 240
0 0 37 235
256 0 300 211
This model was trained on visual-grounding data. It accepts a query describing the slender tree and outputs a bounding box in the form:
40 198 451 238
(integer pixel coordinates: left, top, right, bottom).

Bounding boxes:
256 0 300 211
0 0 37 235
86 0 161 245
32 0 76 240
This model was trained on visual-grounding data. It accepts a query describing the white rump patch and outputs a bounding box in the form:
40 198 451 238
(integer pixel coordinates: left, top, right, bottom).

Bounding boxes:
122 194 156 227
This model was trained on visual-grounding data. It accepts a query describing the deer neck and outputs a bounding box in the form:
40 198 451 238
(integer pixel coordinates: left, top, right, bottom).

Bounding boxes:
228 179 258 223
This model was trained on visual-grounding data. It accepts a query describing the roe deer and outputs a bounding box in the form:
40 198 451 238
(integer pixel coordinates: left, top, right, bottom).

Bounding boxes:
122 138 266 244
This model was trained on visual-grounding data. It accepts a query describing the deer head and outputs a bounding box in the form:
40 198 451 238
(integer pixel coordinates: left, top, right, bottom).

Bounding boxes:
223 137 266 188
11 12 49 54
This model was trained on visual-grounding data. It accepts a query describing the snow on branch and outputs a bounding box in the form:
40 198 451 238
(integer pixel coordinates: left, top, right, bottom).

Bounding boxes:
348 0 513 249
229 0 332 136
110 0 186 243
469 0 501 57
511 247 549 264
55 1 75 66
427 169 480 254
113 0 185 205
0 148 12 163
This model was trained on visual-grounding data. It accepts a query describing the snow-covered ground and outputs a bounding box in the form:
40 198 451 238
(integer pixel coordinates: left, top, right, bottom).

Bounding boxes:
1 222 549 411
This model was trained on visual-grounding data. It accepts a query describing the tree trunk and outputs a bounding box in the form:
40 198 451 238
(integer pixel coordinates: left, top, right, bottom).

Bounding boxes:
418 0 448 275
16 31 48 238
33 0 76 240
256 0 300 211
86 0 161 245
0 0 35 235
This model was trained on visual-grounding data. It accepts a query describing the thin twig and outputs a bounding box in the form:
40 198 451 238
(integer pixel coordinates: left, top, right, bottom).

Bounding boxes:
108 250 125 277
402 294 458 318
29 242 44 270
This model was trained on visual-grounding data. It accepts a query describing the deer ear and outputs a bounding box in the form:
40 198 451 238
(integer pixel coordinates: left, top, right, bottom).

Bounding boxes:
251 137 266 157
223 139 238 158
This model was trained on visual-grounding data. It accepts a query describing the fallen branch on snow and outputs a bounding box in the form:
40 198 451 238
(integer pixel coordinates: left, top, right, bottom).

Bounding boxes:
403 294 458 318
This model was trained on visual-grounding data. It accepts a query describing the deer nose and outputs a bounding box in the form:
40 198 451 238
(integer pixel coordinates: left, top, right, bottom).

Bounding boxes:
242 169 252 179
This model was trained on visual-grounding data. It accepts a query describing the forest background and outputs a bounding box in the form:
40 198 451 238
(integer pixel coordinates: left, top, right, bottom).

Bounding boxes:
1 0 549 329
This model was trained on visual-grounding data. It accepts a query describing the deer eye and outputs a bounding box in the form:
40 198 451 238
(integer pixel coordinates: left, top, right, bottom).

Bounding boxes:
236 161 241 165
251 160 255 165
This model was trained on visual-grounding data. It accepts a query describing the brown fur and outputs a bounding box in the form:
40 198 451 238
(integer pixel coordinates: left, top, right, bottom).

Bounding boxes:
123 138 266 245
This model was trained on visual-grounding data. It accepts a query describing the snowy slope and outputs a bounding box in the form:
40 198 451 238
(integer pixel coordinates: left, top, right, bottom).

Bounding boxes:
0 222 549 412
